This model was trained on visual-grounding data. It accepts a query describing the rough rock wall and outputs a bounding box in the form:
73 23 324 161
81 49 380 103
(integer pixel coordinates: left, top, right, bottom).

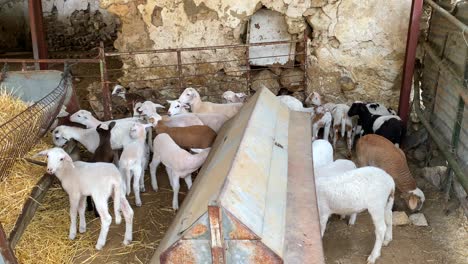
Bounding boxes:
101 0 411 107
0 0 29 51
42 0 120 51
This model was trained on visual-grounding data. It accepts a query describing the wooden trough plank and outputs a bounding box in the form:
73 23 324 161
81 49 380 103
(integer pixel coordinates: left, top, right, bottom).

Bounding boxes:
0 223 17 264
284 111 325 264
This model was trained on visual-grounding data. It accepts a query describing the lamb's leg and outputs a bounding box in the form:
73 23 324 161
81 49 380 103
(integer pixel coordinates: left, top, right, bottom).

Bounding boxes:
94 198 112 250
120 196 134 245
367 208 386 264
78 196 87 233
167 169 181 210
139 161 146 193
125 167 132 196
319 211 330 237
149 154 160 191
184 174 192 189
312 123 318 140
113 150 119 166
349 213 357 225
383 195 394 246
323 122 331 141
133 166 143 207
332 125 339 148
68 195 79 240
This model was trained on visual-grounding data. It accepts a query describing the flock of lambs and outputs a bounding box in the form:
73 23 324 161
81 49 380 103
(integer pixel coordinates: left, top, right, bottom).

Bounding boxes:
34 85 425 263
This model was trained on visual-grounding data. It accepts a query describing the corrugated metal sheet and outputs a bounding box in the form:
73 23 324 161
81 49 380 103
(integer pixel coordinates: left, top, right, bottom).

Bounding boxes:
422 0 468 172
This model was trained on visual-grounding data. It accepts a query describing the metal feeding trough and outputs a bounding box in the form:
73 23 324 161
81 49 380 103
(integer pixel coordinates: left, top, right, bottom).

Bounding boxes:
151 87 324 263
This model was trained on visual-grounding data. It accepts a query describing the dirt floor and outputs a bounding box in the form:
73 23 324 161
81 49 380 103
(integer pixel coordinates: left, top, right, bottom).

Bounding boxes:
71 167 183 264
322 145 468 264
3 53 467 263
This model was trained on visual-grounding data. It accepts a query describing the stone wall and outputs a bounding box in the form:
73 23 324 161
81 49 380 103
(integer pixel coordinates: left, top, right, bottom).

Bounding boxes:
101 0 411 108
42 0 120 51
0 0 29 51
0 0 120 52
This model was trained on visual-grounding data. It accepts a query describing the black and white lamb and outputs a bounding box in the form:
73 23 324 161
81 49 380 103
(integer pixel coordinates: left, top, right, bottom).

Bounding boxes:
348 102 406 146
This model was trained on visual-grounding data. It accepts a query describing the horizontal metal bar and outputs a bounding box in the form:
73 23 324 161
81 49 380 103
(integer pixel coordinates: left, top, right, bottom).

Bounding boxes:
425 0 468 33
105 40 302 56
0 58 101 63
422 41 468 104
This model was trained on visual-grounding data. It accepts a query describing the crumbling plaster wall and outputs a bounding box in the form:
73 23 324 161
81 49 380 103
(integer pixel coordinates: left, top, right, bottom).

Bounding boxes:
103 0 410 106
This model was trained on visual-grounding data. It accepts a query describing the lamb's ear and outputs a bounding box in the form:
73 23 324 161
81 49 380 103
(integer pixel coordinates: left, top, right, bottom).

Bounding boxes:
108 121 116 130
236 93 247 99
166 100 174 104
182 103 190 109
34 149 50 158
408 195 418 211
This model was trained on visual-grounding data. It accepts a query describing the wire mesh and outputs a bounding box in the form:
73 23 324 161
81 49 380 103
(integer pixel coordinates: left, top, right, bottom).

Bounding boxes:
0 66 70 180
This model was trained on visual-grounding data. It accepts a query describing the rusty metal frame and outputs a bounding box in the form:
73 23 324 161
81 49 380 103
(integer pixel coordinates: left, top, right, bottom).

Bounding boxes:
398 0 424 124
28 0 48 70
208 206 225 264
99 38 308 117
99 42 112 120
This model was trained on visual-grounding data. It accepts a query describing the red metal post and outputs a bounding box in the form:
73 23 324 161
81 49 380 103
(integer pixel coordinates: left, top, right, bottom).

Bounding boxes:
28 0 48 70
398 0 424 124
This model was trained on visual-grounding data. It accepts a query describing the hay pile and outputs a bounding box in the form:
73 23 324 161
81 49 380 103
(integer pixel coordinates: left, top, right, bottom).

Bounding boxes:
0 91 95 263
0 87 30 125
0 90 169 263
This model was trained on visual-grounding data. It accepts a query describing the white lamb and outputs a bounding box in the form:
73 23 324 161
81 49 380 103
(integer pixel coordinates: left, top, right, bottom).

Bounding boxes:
35 148 133 250
312 139 334 170
70 110 141 150
166 100 229 132
167 100 190 116
312 106 332 141
149 133 211 210
119 122 153 207
277 95 315 113
136 101 165 117
222 91 247 103
178 87 242 118
52 125 100 153
315 159 358 225
316 166 395 264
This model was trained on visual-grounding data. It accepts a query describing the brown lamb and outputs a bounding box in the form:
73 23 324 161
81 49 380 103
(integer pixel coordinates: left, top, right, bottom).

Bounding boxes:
356 134 425 211
150 118 217 149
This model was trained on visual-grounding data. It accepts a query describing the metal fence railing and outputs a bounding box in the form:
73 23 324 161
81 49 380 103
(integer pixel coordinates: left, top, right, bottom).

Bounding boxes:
418 0 468 194
0 65 69 180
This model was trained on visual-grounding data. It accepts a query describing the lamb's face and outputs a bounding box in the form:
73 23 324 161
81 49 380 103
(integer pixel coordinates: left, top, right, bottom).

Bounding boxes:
222 91 235 103
52 127 69 147
167 100 189 116
69 110 91 126
348 102 366 117
178 87 197 104
112 85 126 99
148 114 162 127
403 188 426 211
311 92 321 106
138 101 165 117
35 148 73 174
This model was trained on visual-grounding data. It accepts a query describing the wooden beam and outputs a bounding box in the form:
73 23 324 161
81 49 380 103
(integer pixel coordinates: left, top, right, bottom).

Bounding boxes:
0 223 18 264
8 174 54 248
